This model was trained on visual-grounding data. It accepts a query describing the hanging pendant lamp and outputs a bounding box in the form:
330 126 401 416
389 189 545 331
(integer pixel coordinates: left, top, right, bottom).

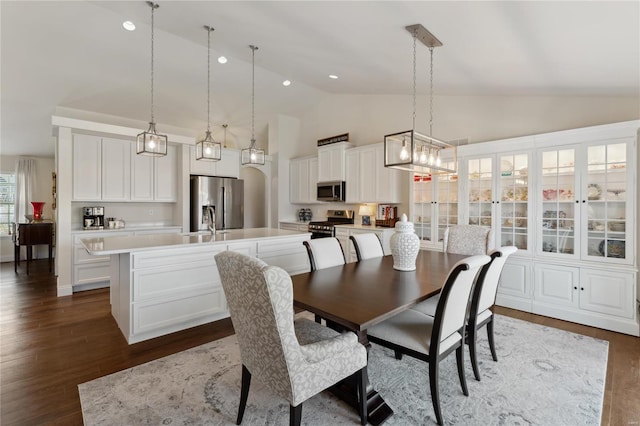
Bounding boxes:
241 45 265 166
137 1 167 157
196 25 222 161
384 24 456 174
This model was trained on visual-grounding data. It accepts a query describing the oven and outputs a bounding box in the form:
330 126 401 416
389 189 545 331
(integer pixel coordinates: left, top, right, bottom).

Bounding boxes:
308 210 354 239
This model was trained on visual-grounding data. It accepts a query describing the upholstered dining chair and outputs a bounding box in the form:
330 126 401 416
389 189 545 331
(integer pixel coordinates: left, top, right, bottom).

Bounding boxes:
410 246 517 381
443 225 494 255
303 238 346 271
215 250 368 426
367 255 491 426
349 233 384 261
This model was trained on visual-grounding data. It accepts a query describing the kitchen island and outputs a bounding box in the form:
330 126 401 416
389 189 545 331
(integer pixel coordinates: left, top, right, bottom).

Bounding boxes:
81 228 311 344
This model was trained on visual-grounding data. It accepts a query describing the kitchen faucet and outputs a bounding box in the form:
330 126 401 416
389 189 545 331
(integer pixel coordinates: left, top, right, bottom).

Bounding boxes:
206 206 216 235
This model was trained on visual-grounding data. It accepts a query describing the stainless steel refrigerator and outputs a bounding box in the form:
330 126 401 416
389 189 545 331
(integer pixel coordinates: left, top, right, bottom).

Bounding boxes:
190 175 244 232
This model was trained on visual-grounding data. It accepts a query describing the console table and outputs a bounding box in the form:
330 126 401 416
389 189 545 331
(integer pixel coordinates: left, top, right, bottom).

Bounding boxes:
13 222 54 274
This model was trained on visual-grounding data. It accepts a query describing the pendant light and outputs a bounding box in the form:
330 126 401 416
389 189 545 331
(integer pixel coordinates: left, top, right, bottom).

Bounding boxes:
137 1 167 156
241 45 265 165
196 25 222 161
384 24 456 174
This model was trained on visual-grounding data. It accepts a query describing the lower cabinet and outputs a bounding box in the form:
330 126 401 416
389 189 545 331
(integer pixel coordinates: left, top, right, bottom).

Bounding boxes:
495 257 533 312
279 222 309 232
257 237 310 275
525 262 638 335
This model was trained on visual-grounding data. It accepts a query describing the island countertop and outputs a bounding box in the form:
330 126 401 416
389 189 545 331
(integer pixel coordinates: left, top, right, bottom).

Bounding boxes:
80 227 310 255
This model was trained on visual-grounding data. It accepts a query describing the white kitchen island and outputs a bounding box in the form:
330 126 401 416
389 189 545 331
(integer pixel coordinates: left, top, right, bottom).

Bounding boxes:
81 228 311 344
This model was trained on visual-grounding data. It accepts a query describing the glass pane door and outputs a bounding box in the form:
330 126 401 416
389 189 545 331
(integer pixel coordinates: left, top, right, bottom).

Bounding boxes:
413 174 433 241
467 157 493 228
436 162 458 242
540 149 576 256
499 153 529 250
585 143 628 261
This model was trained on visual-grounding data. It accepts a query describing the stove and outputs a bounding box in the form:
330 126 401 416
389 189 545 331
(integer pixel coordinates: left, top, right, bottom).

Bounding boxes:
308 210 354 238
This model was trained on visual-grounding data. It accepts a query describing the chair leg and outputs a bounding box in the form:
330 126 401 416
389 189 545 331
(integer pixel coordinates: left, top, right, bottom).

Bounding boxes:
290 403 302 426
356 368 367 425
237 365 251 425
394 350 403 360
468 325 481 381
456 345 469 397
314 314 322 324
487 318 498 362
429 360 444 426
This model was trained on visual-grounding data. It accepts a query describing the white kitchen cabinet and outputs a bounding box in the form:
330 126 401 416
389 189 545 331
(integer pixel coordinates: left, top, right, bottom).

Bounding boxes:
279 222 309 232
73 231 132 290
345 144 401 203
72 134 102 200
257 237 310 275
495 257 532 312
101 138 131 201
189 146 240 178
132 144 178 202
289 156 318 204
317 142 352 182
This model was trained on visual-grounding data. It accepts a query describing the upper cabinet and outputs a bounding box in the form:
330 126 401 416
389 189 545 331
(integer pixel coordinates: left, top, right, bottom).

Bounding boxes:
290 156 318 204
189 147 240 178
346 143 401 204
317 142 352 182
73 134 177 202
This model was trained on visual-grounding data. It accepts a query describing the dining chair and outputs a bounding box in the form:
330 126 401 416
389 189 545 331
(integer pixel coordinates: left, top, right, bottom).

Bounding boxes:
443 224 494 255
367 255 491 426
303 238 346 271
349 233 384 261
410 246 517 381
215 250 368 426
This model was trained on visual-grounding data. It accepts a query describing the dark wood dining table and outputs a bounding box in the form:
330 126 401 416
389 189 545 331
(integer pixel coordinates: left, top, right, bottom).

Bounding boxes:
292 250 467 425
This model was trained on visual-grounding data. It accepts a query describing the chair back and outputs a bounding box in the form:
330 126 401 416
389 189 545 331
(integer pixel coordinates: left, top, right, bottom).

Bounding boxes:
431 255 491 350
303 238 346 271
349 233 384 261
215 250 301 402
443 225 494 255
474 246 518 315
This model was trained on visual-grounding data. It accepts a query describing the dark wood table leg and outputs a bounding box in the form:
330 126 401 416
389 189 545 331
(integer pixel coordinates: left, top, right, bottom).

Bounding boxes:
14 244 19 273
48 243 53 272
356 330 394 425
26 246 32 275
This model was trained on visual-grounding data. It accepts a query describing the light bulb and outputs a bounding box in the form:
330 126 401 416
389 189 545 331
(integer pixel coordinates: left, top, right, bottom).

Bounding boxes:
148 139 156 149
204 146 212 155
436 153 442 167
419 148 427 164
251 151 257 161
428 151 435 165
399 146 409 161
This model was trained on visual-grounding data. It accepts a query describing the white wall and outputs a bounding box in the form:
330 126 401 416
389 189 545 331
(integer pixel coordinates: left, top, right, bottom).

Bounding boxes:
0 155 55 262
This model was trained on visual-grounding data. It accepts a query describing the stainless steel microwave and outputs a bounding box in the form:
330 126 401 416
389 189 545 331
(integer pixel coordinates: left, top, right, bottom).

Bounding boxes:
317 181 346 202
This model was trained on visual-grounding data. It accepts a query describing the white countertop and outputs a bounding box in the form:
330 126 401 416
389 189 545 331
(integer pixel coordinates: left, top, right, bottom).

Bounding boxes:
72 225 182 234
334 224 395 231
80 227 310 255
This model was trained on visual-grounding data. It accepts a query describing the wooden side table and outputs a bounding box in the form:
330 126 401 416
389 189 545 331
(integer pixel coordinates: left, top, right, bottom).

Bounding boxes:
13 222 54 274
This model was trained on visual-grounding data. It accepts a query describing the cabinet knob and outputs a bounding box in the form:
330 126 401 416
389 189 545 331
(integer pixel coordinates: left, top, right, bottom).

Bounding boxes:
582 200 586 203
573 286 577 290
581 287 584 291
575 200 579 204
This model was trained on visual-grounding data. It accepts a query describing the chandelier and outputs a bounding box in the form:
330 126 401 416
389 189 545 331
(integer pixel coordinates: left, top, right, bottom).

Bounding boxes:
137 1 167 157
195 25 222 161
384 24 456 174
241 45 265 165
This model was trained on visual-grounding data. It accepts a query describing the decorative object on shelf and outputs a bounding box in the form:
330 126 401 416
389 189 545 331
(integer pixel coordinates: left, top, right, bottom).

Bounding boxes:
599 240 625 258
607 188 625 200
501 159 513 176
317 133 349 147
359 205 374 225
384 24 457 174
137 1 168 157
196 25 222 161
30 201 45 221
390 214 420 271
241 45 265 165
587 183 602 200
608 221 625 232
376 205 399 227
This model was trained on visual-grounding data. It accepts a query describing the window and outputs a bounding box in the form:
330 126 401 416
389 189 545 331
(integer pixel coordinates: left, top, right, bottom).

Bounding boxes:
0 173 16 234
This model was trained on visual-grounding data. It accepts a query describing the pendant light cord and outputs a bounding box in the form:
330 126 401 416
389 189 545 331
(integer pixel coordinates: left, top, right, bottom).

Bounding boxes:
250 45 257 147
429 46 434 137
412 30 417 133
150 2 156 124
206 27 212 133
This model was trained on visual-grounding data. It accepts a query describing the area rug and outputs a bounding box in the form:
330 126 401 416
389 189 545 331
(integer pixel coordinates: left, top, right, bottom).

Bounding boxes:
79 314 608 425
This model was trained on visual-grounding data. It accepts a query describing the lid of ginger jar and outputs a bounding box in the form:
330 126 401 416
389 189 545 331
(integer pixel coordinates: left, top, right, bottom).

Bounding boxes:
394 214 414 232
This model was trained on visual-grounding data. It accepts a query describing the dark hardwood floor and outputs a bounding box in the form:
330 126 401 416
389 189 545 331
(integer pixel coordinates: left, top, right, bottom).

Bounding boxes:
1 259 639 425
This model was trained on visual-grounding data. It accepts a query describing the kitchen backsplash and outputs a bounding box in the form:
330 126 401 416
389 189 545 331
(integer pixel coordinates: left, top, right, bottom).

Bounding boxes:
70 202 178 228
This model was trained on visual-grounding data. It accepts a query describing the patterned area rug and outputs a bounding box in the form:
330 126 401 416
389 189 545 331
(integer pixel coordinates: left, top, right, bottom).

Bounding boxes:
79 314 608 425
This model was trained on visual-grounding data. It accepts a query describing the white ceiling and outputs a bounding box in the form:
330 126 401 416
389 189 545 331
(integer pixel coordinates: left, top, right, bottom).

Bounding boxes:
2 1 638 157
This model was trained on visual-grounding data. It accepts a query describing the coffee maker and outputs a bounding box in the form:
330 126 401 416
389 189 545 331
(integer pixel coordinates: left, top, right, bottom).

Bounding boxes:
83 206 105 230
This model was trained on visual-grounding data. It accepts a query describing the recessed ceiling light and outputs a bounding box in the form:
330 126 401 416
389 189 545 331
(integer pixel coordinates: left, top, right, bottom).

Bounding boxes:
218 56 227 64
282 80 291 87
329 74 338 79
122 21 136 31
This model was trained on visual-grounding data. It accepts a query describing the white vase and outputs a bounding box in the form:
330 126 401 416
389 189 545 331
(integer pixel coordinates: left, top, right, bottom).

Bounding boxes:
390 214 420 271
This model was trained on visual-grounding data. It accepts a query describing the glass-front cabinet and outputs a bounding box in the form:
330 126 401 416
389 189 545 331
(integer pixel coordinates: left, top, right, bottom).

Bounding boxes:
537 140 633 265
412 161 458 248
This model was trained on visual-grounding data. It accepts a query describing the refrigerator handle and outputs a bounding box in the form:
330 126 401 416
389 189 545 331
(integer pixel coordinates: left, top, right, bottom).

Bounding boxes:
221 186 226 229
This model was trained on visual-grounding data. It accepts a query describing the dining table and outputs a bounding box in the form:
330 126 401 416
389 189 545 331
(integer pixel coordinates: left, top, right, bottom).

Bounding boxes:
292 249 468 425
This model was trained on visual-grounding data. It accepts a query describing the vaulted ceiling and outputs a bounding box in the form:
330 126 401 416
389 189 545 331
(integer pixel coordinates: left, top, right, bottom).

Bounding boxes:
2 1 638 157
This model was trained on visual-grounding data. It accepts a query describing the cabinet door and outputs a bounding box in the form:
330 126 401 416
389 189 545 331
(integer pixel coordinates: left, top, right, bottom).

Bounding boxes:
154 144 177 201
412 175 434 243
73 134 102 200
375 145 400 203
496 257 532 311
101 138 131 201
538 147 579 258
318 144 346 182
345 150 360 203
131 148 154 201
582 141 633 264
533 263 579 308
435 165 459 243
359 146 377 202
497 152 532 252
579 268 634 318
289 160 303 203
307 157 319 203
467 156 494 229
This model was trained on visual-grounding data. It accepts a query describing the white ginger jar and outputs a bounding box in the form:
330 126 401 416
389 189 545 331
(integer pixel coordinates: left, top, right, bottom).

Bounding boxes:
390 214 420 271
